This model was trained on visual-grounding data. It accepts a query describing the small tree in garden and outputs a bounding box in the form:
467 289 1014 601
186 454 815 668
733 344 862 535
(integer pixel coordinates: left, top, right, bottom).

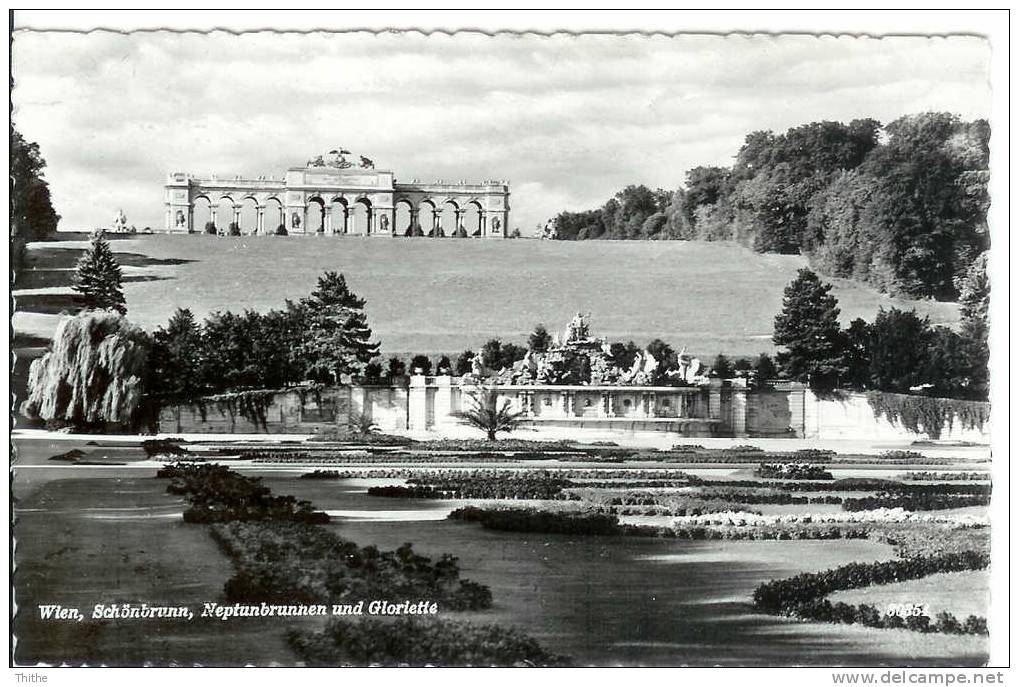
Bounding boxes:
711 353 735 378
410 354 433 375
228 221 241 236
387 356 407 379
528 324 551 352
773 268 847 391
436 355 453 374
453 389 527 441
754 352 778 381
362 361 383 382
454 350 475 376
73 231 127 314
275 224 288 236
205 221 216 234
148 307 204 399
22 310 149 429
298 271 380 384
347 411 379 436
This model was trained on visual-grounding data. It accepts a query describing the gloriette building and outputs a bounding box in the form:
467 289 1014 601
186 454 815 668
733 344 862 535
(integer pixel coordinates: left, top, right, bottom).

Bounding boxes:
164 155 510 238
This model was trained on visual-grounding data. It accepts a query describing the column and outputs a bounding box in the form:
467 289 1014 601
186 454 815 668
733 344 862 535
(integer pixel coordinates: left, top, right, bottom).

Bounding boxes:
455 209 465 235
233 206 241 233
479 211 487 237
188 205 194 234
165 208 171 232
433 375 453 427
324 208 332 234
432 211 442 236
210 207 218 233
408 375 429 432
409 209 418 235
255 207 263 235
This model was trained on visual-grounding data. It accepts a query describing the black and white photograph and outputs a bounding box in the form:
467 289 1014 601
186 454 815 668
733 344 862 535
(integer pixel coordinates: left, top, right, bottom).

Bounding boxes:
7 10 1010 674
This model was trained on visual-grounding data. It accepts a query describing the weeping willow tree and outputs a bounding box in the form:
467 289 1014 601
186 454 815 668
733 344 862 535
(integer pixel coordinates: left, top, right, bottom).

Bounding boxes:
21 311 150 429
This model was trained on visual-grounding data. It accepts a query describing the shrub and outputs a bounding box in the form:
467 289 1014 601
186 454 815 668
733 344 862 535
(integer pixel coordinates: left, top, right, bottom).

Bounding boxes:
751 551 990 635
211 521 491 611
141 437 188 457
754 463 834 480
275 224 287 236
157 462 329 523
879 450 929 462
450 506 619 535
842 493 991 512
289 616 569 666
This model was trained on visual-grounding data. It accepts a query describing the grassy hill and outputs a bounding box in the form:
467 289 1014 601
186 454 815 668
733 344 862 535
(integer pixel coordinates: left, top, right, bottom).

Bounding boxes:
13 234 959 363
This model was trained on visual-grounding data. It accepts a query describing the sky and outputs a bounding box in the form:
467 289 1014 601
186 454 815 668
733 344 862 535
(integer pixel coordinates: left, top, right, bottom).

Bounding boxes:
12 30 991 233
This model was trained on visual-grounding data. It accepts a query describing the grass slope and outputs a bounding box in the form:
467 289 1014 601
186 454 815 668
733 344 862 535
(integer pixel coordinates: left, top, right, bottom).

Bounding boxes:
13 234 959 358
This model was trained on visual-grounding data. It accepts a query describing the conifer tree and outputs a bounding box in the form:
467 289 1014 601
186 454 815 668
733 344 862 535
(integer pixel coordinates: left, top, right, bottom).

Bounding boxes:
73 231 127 314
298 271 380 383
772 268 847 391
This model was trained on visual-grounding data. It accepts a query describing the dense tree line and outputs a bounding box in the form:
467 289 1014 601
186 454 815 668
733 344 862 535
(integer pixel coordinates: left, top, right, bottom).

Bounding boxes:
552 113 990 300
148 271 379 399
773 267 989 401
11 125 60 270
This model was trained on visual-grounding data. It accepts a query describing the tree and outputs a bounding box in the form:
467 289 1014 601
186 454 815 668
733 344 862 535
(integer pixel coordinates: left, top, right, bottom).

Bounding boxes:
347 411 380 436
528 324 551 353
436 355 453 374
73 232 127 314
21 310 149 429
645 339 676 372
454 350 475 376
753 352 778 381
409 354 433 375
711 354 735 378
11 126 59 269
772 269 848 391
452 389 527 441
386 356 406 379
842 318 872 390
480 339 504 370
362 361 383 382
149 307 204 398
866 308 934 393
480 338 525 371
955 251 989 399
608 341 640 370
298 271 380 383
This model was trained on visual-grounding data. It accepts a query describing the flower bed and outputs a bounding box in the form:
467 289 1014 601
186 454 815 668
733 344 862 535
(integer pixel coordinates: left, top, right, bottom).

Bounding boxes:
157 463 329 524
842 493 991 512
754 463 834 480
450 506 620 535
289 616 570 666
210 521 491 610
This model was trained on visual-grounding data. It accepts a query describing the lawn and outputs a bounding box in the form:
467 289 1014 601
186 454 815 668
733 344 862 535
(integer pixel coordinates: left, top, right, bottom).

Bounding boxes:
827 570 991 620
13 234 960 358
12 475 307 666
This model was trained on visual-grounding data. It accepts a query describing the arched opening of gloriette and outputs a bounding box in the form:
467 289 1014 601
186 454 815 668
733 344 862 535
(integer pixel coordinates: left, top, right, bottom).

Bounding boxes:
395 199 414 236
240 197 259 234
350 198 372 235
464 201 483 237
306 197 326 233
216 196 235 234
329 197 348 234
441 200 461 237
192 196 212 234
265 198 284 234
